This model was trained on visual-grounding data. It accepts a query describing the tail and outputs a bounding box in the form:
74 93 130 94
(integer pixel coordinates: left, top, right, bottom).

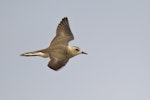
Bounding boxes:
20 50 49 58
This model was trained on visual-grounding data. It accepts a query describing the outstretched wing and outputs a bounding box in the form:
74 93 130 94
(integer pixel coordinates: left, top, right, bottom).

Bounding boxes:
47 17 74 70
50 17 74 47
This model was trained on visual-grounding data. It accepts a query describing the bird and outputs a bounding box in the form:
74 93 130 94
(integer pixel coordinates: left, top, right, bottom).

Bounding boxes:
20 17 87 71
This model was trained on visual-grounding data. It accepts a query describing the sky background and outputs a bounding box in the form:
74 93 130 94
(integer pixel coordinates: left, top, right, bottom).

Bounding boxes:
1 0 150 100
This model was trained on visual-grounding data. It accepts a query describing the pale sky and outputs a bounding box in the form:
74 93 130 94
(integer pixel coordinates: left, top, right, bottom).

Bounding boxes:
1 0 150 100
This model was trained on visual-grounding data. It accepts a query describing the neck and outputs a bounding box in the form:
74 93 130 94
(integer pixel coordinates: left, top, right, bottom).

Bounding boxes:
67 46 75 58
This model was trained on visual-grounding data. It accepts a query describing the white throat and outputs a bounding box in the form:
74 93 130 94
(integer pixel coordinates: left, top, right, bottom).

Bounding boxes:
67 46 77 58
67 46 73 51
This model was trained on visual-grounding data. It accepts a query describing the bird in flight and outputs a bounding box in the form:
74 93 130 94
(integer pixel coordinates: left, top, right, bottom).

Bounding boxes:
21 17 87 71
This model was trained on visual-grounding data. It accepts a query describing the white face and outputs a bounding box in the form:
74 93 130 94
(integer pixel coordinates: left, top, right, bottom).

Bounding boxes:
72 46 82 54
70 46 87 55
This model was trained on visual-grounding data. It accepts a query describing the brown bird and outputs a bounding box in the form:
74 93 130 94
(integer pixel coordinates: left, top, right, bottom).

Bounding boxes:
21 17 87 71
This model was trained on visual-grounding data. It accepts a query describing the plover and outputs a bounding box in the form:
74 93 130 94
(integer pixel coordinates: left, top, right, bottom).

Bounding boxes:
21 17 87 71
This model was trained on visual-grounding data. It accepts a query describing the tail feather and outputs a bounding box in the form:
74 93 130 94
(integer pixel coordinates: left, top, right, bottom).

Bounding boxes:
21 51 41 56
20 51 49 58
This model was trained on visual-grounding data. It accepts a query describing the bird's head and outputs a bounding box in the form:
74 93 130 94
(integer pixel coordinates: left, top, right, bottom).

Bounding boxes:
68 46 87 58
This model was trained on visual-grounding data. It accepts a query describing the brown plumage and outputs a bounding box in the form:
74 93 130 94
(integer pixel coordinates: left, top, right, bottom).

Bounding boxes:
21 17 87 71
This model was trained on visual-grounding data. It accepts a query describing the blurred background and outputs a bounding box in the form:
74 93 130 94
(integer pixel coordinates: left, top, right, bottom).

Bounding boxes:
0 0 150 100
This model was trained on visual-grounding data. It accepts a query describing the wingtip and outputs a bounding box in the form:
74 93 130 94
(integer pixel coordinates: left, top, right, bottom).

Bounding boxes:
47 65 60 71
62 17 68 21
63 17 68 19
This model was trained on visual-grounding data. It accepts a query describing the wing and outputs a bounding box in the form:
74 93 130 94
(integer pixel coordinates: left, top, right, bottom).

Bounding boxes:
48 58 69 71
50 17 74 47
47 45 69 71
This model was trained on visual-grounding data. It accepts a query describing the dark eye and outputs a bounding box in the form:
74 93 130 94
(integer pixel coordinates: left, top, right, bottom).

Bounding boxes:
75 49 79 51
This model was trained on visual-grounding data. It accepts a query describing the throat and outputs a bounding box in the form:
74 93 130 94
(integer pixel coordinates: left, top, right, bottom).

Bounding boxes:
67 46 75 58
